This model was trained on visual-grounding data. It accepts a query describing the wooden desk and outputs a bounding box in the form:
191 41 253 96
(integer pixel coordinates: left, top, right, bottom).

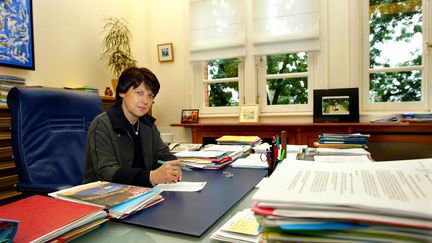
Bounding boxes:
172 122 432 145
172 122 432 161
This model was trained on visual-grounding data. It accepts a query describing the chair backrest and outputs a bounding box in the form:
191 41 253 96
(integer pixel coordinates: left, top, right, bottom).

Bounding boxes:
7 87 103 193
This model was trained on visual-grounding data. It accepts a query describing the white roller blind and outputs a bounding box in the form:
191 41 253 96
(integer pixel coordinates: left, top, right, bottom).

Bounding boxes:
252 0 320 55
189 0 245 61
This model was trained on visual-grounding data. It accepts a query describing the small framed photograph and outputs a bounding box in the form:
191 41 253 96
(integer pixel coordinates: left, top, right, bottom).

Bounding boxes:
239 105 259 123
181 109 199 124
313 88 359 123
157 43 174 62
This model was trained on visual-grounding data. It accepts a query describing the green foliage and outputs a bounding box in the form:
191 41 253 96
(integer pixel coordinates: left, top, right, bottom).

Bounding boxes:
101 17 137 79
266 53 308 105
369 0 422 102
207 0 423 107
208 59 239 106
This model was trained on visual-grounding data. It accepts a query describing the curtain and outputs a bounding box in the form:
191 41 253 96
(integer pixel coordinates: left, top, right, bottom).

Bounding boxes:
252 0 320 55
189 0 246 61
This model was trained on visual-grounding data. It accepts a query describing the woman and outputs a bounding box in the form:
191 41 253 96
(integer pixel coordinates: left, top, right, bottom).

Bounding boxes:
85 67 185 186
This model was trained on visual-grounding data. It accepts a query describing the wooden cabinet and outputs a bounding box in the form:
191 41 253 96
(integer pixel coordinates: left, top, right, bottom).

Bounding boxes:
172 122 432 161
0 96 114 205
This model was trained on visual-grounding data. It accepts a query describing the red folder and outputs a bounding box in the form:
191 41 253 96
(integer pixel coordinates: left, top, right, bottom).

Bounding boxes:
0 195 105 243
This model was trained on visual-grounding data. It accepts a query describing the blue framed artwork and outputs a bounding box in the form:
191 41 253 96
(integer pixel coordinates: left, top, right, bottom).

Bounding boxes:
0 0 35 70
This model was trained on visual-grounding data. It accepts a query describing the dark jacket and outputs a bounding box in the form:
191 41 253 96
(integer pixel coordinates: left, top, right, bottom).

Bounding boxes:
84 102 176 186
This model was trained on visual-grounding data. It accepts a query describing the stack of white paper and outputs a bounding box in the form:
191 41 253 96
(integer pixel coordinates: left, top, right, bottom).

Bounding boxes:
252 159 432 242
211 209 260 243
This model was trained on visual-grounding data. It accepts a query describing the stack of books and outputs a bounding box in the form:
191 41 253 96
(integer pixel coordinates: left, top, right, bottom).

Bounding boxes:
0 75 25 104
49 181 164 219
252 159 432 242
314 133 369 149
201 144 251 161
173 150 233 170
0 195 108 243
400 112 432 123
64 85 99 94
216 135 262 146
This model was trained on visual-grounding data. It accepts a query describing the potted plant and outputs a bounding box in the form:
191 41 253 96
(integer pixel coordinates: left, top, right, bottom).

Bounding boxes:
100 17 137 90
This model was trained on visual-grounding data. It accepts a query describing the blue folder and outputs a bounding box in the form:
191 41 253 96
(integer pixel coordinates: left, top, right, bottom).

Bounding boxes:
119 168 267 237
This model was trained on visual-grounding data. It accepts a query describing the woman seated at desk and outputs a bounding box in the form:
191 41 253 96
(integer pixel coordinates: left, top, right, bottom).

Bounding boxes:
85 67 185 186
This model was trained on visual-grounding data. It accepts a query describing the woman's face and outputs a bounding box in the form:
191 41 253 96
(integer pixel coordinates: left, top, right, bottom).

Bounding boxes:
120 82 154 123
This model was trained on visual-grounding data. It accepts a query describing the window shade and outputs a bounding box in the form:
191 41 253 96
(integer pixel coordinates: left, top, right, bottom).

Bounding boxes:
252 0 320 55
189 0 246 61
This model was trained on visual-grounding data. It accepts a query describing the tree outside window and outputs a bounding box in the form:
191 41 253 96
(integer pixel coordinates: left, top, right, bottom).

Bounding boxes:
368 0 423 103
266 53 308 105
204 58 239 107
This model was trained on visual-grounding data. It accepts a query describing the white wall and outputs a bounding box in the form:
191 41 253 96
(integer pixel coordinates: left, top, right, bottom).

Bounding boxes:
146 0 190 143
0 0 134 90
0 0 363 143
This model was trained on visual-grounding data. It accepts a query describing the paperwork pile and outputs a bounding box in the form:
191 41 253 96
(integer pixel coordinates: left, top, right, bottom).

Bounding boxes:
211 209 260 243
315 133 369 149
50 181 164 219
0 195 108 243
251 159 432 242
0 75 25 104
202 144 251 161
216 135 262 146
174 150 233 169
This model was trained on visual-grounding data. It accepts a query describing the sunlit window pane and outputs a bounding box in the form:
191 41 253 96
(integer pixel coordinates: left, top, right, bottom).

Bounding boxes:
265 53 308 105
207 83 239 107
203 58 239 107
266 78 308 105
369 70 421 102
368 0 423 103
267 53 307 74
206 58 239 79
369 0 422 68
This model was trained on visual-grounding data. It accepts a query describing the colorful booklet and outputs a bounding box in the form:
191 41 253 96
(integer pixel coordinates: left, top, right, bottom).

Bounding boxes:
49 181 163 219
0 218 19 243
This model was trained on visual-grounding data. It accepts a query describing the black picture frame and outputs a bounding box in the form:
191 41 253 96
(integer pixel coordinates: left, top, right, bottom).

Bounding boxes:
313 88 359 123
181 109 199 124
0 0 35 70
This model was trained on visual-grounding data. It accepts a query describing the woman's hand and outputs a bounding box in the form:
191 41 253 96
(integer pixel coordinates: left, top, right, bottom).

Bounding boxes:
150 160 186 184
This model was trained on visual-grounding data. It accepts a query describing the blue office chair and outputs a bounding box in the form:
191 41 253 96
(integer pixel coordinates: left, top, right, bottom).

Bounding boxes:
7 87 103 194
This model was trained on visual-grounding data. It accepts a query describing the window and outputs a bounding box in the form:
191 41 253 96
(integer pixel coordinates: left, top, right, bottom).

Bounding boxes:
257 52 312 114
189 0 322 115
363 0 430 111
265 53 308 105
204 58 240 107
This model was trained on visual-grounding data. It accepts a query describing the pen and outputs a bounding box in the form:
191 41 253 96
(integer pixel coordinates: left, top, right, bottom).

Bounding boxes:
157 160 192 172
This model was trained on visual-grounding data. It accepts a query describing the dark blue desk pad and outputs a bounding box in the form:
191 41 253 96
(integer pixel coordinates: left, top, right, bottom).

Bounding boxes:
119 168 267 237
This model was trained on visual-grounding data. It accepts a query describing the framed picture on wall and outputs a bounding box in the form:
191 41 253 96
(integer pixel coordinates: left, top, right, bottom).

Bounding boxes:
157 43 174 62
239 105 259 123
181 109 199 124
0 0 35 70
313 88 359 123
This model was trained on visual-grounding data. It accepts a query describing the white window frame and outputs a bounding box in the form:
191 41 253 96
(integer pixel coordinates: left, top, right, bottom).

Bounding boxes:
192 58 244 115
257 52 317 114
189 0 327 117
360 0 431 112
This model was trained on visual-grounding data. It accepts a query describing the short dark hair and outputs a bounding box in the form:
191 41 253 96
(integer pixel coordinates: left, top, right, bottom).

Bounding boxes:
115 67 160 102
